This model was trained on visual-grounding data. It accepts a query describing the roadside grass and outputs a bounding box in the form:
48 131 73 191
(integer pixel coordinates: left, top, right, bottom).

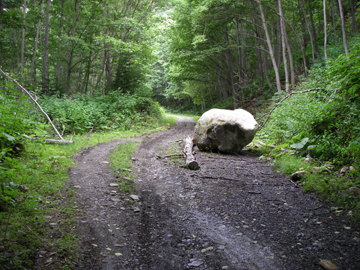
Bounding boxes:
109 141 138 194
273 153 360 219
250 141 360 220
0 116 173 269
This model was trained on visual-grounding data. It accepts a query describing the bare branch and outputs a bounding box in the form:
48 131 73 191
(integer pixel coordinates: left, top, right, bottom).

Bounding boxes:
0 68 73 143
257 88 325 130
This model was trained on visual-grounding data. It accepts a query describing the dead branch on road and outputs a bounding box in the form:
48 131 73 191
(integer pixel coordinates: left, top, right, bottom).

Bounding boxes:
156 153 184 159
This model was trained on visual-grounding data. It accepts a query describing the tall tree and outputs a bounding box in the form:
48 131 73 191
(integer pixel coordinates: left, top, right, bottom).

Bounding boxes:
337 0 349 55
42 0 51 94
20 0 26 83
307 0 319 56
30 0 45 86
279 0 289 92
258 0 282 92
323 0 328 61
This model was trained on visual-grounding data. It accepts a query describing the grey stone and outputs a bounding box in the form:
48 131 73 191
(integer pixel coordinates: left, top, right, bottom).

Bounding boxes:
109 183 119 187
194 109 258 153
130 195 139 201
188 260 203 267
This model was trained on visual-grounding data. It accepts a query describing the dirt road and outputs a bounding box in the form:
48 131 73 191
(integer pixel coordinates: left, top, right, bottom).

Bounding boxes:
70 118 359 270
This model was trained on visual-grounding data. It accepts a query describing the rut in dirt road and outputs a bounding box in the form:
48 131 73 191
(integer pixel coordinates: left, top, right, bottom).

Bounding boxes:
71 118 360 270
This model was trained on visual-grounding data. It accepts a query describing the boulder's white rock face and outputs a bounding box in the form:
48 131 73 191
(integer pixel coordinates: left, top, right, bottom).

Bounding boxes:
194 108 258 153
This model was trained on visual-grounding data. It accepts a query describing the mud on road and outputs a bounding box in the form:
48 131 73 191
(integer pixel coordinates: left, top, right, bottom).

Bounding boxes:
70 118 360 270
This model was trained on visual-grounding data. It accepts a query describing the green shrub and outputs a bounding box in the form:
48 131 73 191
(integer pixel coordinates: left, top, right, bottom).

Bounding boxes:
38 93 162 134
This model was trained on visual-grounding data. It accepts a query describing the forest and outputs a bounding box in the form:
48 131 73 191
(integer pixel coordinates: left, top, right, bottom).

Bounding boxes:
0 0 360 268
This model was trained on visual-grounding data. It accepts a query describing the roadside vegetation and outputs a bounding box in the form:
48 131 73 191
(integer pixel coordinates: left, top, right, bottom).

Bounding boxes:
253 36 360 219
0 82 174 269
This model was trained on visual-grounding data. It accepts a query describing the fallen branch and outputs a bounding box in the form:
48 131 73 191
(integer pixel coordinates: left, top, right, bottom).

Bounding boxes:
156 153 184 159
184 136 199 170
28 137 74 144
256 88 325 130
0 68 73 144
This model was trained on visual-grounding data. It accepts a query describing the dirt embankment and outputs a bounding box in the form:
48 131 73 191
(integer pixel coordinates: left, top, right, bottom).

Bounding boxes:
69 118 359 270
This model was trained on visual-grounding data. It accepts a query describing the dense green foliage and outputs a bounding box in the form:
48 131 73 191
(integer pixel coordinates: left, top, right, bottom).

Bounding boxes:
38 94 163 134
256 36 360 215
259 37 360 167
0 0 166 97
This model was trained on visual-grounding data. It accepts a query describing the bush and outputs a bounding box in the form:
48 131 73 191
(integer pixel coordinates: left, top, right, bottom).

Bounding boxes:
0 81 34 157
38 93 162 134
259 41 360 168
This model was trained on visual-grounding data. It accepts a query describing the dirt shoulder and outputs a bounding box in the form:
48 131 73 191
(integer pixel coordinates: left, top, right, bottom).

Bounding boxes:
70 119 359 270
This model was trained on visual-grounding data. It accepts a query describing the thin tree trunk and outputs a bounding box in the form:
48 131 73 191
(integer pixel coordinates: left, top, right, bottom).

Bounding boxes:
338 0 349 55
349 0 358 34
20 0 26 83
0 0 2 36
258 1 282 92
105 50 112 92
324 0 328 61
30 0 45 86
65 0 79 96
307 0 319 56
55 0 65 93
276 19 282 69
299 0 315 61
90 58 96 96
279 0 289 93
284 29 295 86
235 19 243 104
278 0 295 86
10 30 15 72
82 49 93 94
42 0 51 95
224 30 237 109
75 61 83 95
331 0 337 44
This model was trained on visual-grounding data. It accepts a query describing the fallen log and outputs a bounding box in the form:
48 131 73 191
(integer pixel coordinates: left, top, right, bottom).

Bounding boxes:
28 137 73 144
156 153 184 159
184 136 199 170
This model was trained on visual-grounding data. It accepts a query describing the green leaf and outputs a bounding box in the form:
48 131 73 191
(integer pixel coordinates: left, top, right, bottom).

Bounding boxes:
2 132 16 141
290 138 309 150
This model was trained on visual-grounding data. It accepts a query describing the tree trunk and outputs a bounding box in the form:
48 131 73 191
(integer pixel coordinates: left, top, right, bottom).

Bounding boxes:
184 136 199 170
324 0 328 61
349 0 358 34
224 30 237 109
307 0 319 56
42 0 51 95
279 0 289 93
65 0 79 96
331 0 337 44
55 0 65 93
20 0 26 83
30 0 45 87
258 1 282 92
0 0 2 36
105 50 112 92
299 0 315 61
338 0 349 55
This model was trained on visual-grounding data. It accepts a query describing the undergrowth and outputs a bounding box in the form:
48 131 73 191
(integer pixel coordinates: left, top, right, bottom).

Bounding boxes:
255 36 360 220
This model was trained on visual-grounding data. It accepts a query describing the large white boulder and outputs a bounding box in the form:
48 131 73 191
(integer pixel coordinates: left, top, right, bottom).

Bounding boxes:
193 108 258 153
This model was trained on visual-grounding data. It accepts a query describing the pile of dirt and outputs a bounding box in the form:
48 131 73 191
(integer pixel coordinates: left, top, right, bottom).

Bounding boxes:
68 118 359 270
